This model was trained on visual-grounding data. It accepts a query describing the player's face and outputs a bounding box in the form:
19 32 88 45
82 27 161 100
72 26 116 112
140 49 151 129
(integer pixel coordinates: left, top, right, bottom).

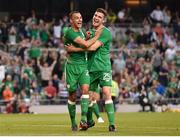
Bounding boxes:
71 13 82 29
92 11 104 27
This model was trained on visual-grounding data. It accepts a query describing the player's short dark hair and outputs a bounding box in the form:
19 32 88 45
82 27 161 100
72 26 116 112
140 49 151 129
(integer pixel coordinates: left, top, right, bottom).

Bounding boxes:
69 11 80 19
96 8 107 17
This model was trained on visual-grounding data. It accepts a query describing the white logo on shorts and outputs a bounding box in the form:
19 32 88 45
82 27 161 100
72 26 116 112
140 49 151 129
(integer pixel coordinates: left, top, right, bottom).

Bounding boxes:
67 84 70 89
86 70 89 76
103 73 111 81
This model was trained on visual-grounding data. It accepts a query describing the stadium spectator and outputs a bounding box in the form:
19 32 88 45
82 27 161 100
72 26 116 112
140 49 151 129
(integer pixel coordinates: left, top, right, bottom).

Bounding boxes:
52 74 60 93
175 50 180 68
0 21 8 51
167 77 178 100
0 61 5 82
6 102 13 113
58 74 68 101
39 21 50 45
8 25 17 46
21 73 31 99
117 8 126 23
107 9 117 23
154 80 166 96
2 85 13 102
159 62 169 83
112 51 126 75
136 31 148 45
143 18 151 36
37 56 56 87
151 49 163 73
133 58 142 76
4 75 14 93
173 18 180 37
150 5 163 23
22 59 36 83
163 7 172 26
165 44 176 62
28 40 42 59
43 80 57 104
18 100 30 113
126 34 137 49
153 23 164 39
53 19 63 47
139 90 154 112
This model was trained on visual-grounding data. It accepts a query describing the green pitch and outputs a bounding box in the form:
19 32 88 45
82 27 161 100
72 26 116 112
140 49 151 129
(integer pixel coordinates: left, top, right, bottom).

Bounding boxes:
0 112 180 136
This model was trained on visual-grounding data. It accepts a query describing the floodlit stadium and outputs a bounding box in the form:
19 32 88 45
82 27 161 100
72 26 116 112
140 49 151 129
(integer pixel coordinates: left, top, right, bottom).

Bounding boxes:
0 0 180 136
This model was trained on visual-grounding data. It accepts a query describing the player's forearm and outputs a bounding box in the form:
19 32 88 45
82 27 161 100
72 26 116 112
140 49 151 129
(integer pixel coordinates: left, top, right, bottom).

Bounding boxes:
74 33 99 48
87 41 102 51
86 34 99 48
67 47 85 52
87 46 96 51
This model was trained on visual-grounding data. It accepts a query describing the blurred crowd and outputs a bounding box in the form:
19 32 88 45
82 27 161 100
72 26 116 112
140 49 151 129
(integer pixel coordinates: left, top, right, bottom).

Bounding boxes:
0 5 179 113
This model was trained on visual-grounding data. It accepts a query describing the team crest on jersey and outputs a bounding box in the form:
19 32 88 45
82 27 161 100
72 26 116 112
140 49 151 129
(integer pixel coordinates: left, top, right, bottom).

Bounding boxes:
103 73 111 81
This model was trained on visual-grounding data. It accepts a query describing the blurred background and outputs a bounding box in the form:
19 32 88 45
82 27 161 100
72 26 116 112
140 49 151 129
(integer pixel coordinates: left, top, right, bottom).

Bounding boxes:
0 0 179 22
0 0 179 114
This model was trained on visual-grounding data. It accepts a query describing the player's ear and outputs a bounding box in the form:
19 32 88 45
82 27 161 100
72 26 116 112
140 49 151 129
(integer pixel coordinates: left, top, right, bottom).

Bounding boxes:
103 18 107 23
70 19 73 24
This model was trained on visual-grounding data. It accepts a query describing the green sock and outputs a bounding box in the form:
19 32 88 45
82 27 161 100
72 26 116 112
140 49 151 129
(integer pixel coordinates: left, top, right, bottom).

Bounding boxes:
105 100 115 126
92 101 100 119
68 100 76 126
87 103 93 123
80 94 89 122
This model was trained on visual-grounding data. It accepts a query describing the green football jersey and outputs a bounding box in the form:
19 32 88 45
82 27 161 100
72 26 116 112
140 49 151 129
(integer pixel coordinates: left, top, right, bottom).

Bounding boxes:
168 81 177 89
174 55 180 68
64 27 87 64
5 81 14 92
28 46 41 59
23 67 34 81
88 27 112 72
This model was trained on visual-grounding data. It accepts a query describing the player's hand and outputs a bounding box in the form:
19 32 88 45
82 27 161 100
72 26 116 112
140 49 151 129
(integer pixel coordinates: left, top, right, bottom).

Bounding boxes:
64 44 75 52
86 31 91 40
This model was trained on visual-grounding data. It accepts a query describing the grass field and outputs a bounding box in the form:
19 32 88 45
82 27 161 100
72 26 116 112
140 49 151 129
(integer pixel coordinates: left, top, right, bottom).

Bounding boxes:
0 112 180 136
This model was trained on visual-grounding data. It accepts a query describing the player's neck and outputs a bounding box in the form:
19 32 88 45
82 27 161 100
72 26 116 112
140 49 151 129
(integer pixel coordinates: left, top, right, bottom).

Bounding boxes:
94 24 104 31
72 26 80 32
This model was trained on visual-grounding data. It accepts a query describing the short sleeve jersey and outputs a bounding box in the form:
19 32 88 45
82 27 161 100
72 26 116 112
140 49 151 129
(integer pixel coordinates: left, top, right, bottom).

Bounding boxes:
88 27 112 72
64 27 87 64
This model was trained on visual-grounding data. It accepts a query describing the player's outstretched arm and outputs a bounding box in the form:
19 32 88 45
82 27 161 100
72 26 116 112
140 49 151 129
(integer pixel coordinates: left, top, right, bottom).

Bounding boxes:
65 39 102 52
87 40 102 51
65 44 85 52
73 29 102 48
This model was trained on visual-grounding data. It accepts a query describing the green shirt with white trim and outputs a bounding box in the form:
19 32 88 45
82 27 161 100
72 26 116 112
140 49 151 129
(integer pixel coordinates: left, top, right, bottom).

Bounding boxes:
88 27 112 72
